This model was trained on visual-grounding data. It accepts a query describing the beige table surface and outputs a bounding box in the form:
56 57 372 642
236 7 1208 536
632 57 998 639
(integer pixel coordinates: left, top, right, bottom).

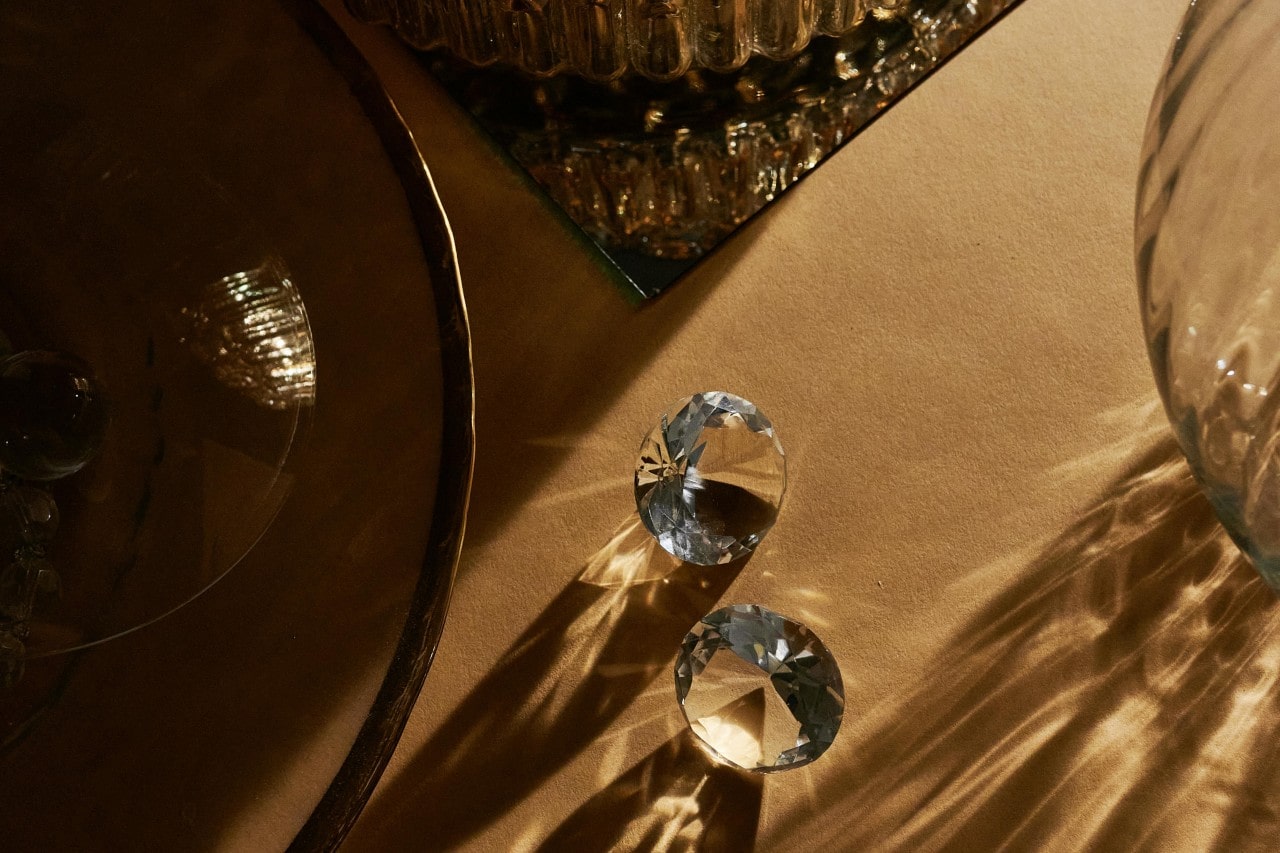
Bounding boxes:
331 0 1280 849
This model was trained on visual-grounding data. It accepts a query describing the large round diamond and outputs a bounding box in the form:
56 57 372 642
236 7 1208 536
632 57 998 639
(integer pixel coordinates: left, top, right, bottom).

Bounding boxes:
634 391 785 565
675 604 844 772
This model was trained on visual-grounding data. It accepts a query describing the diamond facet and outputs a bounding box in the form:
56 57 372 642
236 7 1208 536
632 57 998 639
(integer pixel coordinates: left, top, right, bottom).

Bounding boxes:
675 604 844 772
634 392 785 565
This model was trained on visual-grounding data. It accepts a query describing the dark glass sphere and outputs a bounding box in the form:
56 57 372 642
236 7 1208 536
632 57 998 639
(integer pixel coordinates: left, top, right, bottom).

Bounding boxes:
0 350 109 481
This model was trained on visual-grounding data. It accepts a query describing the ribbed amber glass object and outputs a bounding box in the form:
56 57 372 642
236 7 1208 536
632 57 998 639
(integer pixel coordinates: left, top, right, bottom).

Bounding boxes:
345 0 902 81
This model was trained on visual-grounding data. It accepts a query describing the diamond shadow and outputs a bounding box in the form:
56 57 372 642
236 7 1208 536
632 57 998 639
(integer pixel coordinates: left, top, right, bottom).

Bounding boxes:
345 514 755 851
535 729 763 852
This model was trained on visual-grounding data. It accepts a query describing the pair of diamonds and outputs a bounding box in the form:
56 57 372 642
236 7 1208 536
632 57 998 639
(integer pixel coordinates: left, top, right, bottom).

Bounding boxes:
634 392 844 772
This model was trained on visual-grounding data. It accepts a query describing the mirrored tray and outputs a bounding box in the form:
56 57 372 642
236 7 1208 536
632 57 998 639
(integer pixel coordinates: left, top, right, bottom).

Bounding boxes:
0 0 473 849
357 0 1025 296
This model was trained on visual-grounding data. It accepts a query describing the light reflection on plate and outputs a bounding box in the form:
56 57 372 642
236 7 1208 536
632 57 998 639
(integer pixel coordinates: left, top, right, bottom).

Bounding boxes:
0 120 312 659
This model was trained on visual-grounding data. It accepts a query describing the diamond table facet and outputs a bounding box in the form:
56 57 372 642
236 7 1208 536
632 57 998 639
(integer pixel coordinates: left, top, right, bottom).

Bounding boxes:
634 392 785 565
675 604 845 772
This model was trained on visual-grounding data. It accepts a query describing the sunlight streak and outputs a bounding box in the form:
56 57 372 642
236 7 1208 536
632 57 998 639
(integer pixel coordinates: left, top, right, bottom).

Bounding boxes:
577 517 683 587
765 437 1280 851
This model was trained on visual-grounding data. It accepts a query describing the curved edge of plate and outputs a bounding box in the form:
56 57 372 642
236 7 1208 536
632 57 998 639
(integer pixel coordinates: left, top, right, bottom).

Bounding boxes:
282 2 475 850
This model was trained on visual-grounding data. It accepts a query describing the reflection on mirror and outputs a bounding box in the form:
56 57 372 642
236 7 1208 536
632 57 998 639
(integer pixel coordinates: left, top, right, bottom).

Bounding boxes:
348 0 1021 295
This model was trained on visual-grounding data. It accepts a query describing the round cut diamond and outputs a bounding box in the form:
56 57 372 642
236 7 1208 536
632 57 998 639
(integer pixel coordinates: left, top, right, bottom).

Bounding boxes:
675 604 844 772
634 391 785 565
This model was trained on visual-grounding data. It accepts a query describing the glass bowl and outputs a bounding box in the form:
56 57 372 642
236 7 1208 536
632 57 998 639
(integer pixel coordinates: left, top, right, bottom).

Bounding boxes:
1136 0 1280 589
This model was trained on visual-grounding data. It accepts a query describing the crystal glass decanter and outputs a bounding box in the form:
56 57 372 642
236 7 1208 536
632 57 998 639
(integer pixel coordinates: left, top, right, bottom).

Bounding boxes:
1136 0 1280 588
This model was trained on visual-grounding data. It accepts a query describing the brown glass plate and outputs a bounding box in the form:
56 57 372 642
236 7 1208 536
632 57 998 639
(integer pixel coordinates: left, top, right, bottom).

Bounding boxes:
0 0 473 849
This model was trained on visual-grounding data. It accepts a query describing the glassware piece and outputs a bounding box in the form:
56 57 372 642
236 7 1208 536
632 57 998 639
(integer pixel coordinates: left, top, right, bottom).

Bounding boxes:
0 483 59 549
675 604 844 772
0 485 62 657
509 0 567 74
868 0 911 18
0 629 23 689
179 259 316 412
752 0 815 60
347 0 918 80
394 0 446 49
434 0 1010 289
0 122 310 658
0 554 56 633
817 0 865 36
566 0 630 80
908 0 986 58
1136 0 1280 589
440 0 505 65
348 0 1017 293
0 351 109 482
0 0 470 846
690 0 751 71
627 0 693 82
634 391 785 565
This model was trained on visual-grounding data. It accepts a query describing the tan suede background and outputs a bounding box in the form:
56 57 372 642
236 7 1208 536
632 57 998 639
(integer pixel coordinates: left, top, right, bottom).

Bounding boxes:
326 0 1280 850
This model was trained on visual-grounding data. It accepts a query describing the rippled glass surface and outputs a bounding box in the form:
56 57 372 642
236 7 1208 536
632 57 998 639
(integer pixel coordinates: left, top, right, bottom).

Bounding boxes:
351 0 1018 295
348 0 879 81
1136 0 1280 589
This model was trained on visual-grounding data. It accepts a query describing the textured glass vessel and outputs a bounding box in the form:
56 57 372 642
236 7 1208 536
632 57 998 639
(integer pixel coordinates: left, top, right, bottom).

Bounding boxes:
347 0 889 82
505 0 1007 262
1136 0 1280 589
351 0 1017 291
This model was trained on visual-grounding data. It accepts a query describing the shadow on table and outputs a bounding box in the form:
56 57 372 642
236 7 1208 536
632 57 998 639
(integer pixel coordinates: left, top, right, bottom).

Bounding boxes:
455 212 761 554
765 438 1280 851
349 517 757 851
378 41 776 556
0 434 430 851
536 731 763 852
